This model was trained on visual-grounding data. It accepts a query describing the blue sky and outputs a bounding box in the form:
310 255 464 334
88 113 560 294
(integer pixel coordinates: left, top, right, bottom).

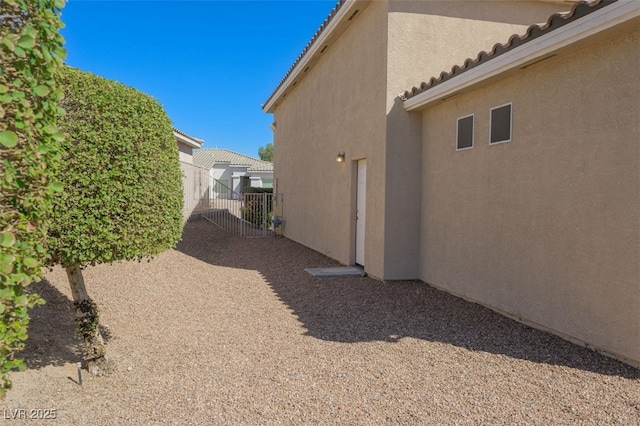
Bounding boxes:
61 0 337 157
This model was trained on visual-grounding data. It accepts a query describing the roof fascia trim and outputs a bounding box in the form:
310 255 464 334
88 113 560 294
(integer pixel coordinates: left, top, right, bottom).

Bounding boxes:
173 130 203 149
263 0 364 113
404 1 640 112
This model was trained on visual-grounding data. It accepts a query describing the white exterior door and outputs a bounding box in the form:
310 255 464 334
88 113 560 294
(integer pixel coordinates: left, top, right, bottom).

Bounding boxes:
355 159 366 266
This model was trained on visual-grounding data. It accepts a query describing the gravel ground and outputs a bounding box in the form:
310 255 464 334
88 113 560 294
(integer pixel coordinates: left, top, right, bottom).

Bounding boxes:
2 218 639 425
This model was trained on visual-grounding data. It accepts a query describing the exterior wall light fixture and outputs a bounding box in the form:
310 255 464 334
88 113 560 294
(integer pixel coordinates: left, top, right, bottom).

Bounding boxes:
336 152 345 163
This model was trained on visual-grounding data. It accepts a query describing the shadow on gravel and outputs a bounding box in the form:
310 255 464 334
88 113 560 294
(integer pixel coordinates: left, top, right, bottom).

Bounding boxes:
22 278 110 369
177 218 639 379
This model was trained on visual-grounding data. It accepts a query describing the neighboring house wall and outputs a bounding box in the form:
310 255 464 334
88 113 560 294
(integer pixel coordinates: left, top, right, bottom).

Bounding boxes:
228 166 249 198
174 129 206 221
418 27 639 365
181 161 210 222
268 0 566 279
251 172 273 188
193 148 273 200
178 142 194 164
211 165 272 196
210 165 244 198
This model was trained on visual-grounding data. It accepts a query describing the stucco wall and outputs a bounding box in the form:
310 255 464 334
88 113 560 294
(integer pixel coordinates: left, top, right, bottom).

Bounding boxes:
272 1 389 278
382 1 569 279
270 0 574 280
180 161 209 223
209 166 238 198
419 28 640 365
386 0 568 106
178 142 194 164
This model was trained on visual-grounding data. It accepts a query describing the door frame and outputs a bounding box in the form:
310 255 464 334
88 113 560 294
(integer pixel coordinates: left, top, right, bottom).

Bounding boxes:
351 158 366 267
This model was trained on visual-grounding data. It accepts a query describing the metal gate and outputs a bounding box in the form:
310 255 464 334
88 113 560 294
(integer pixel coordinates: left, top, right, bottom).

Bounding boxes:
203 179 274 238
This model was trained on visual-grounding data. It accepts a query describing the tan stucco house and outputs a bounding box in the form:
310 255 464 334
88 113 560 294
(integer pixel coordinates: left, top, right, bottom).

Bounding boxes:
263 0 639 367
174 128 204 164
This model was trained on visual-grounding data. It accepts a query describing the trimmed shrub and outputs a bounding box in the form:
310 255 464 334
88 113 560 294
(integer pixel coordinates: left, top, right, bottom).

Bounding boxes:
49 67 183 267
48 67 183 374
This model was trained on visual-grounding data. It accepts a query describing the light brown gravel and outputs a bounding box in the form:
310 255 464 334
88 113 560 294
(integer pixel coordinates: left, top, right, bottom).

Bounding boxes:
2 218 639 425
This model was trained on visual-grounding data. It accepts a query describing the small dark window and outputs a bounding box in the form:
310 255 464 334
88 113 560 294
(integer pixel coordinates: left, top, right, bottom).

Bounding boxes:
490 103 512 144
456 114 474 150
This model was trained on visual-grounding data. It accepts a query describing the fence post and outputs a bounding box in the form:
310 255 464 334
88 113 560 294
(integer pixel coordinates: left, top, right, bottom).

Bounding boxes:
264 192 268 237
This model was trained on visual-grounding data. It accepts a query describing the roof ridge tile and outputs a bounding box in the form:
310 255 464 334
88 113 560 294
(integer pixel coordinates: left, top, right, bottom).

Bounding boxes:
193 148 273 172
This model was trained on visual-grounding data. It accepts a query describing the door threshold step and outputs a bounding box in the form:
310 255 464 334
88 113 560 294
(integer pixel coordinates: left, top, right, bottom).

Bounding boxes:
305 266 366 277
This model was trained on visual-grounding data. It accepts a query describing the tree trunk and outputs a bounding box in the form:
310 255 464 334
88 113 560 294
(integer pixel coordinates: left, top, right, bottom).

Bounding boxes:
65 264 109 376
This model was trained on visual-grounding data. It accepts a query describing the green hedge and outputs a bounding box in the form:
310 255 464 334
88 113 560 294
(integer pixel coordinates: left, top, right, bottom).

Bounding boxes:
241 188 273 229
48 67 184 267
0 0 66 396
243 187 273 194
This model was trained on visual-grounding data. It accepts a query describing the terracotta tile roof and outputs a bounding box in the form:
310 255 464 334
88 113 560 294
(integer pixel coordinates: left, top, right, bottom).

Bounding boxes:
262 0 346 108
402 0 616 101
193 148 273 173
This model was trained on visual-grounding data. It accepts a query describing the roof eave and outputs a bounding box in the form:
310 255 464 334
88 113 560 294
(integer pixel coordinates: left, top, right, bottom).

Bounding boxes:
173 130 204 149
403 0 639 112
262 0 371 113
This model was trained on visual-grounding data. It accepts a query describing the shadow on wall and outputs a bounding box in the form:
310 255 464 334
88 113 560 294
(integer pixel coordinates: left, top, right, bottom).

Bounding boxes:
22 279 111 370
176 218 639 379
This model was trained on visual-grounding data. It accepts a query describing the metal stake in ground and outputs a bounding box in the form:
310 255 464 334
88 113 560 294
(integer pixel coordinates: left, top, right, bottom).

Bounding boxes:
77 362 83 386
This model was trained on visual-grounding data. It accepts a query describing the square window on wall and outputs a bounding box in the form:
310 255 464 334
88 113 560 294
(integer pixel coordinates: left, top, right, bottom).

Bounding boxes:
490 103 512 144
456 114 474 151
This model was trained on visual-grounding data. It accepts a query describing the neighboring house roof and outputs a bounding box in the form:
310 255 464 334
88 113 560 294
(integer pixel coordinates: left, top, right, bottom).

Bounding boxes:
174 128 204 148
402 0 618 104
193 148 274 173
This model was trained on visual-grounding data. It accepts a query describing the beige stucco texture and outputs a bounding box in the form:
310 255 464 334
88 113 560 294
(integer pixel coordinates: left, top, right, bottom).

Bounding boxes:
383 1 564 279
272 1 389 278
272 0 563 280
419 28 640 366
